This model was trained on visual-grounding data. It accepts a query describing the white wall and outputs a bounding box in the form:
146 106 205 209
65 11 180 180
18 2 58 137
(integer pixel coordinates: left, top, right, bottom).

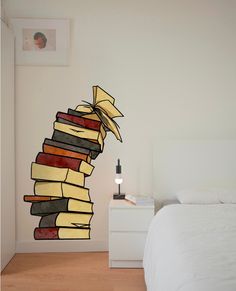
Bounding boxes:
4 0 236 252
1 17 15 269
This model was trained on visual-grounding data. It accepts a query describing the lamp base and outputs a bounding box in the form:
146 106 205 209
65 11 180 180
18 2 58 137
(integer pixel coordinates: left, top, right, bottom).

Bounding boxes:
113 193 126 200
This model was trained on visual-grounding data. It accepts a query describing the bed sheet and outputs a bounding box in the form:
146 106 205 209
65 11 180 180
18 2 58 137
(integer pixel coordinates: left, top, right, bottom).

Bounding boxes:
143 204 236 291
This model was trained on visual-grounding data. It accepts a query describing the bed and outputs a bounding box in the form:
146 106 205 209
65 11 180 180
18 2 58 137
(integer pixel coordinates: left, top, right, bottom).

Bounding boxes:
143 140 236 291
143 203 236 291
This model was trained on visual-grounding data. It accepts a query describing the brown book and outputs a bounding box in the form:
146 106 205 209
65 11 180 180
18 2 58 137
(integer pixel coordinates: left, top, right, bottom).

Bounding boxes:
24 195 59 202
43 144 91 163
44 138 100 160
36 152 94 176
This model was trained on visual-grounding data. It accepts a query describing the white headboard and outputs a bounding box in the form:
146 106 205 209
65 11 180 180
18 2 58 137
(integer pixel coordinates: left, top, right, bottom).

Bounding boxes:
153 140 236 201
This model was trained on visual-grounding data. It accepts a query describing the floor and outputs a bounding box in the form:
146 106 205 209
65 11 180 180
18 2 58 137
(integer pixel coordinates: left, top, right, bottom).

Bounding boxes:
1 252 146 291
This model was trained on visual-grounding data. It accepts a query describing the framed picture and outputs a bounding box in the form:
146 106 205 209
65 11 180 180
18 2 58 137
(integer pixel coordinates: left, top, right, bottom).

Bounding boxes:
11 18 70 66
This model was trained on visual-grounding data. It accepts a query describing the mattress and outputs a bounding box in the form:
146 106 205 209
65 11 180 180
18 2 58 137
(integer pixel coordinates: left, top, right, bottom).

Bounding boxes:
143 204 236 291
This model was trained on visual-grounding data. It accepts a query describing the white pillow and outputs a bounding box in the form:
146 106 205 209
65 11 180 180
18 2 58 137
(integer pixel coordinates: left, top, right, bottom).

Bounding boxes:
176 188 236 204
218 189 236 203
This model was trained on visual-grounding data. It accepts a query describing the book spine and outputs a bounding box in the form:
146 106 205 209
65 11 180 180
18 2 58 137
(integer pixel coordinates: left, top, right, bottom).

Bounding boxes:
53 121 103 144
39 213 58 227
34 181 90 201
24 195 58 202
57 117 106 140
31 199 66 216
34 227 91 239
68 108 99 120
36 152 82 171
56 112 101 131
39 212 93 228
30 198 94 216
52 130 102 152
34 227 59 239
44 138 91 155
43 144 90 162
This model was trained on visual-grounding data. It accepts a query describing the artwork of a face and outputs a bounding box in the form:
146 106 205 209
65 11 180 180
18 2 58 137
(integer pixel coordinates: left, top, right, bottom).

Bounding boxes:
23 29 56 51
24 86 123 240
34 32 47 49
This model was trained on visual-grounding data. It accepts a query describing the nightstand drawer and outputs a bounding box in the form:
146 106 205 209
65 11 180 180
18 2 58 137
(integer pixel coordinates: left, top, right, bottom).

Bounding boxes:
109 208 154 231
109 232 147 260
109 199 155 268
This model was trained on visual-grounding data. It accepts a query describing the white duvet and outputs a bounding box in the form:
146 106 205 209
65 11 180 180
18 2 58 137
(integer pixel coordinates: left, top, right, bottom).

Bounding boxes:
143 204 236 291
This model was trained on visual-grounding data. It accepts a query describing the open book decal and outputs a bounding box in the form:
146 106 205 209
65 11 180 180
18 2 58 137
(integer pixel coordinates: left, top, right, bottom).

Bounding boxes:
23 86 123 240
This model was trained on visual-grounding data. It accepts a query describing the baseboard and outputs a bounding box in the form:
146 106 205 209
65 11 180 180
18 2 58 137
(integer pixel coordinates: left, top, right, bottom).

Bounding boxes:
109 260 143 268
16 240 108 253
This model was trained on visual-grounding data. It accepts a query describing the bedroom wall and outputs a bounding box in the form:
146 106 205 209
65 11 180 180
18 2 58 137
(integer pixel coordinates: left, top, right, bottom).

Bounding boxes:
1 6 15 269
4 0 236 252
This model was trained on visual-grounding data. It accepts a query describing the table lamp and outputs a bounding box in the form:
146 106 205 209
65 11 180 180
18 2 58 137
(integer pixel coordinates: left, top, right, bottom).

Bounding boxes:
113 159 125 199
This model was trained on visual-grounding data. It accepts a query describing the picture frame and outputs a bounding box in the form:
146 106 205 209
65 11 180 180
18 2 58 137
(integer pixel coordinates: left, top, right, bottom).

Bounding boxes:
10 18 70 66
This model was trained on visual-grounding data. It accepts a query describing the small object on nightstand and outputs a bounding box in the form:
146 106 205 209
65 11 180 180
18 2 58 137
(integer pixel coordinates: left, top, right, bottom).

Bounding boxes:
113 159 125 199
125 194 154 206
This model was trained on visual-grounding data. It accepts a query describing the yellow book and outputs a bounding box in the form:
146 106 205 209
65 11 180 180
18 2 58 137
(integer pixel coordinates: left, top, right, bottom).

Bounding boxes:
67 199 93 213
31 163 85 187
74 108 101 121
75 86 123 142
54 121 105 149
39 212 93 228
58 227 90 239
34 182 90 201
79 160 94 176
76 86 123 119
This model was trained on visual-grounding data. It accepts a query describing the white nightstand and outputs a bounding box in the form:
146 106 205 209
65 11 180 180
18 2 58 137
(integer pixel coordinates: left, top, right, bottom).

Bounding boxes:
109 199 155 268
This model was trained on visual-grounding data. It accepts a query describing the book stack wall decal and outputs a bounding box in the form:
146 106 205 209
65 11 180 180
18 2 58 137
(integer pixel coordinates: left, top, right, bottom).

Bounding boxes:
24 86 123 240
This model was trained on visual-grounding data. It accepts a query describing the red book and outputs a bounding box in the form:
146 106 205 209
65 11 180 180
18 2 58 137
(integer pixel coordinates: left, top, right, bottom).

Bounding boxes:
36 152 82 171
34 227 90 240
56 112 102 131
34 227 59 239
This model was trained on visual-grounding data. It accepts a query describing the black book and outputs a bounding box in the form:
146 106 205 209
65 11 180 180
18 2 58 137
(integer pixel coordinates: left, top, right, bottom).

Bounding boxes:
68 108 87 118
52 130 102 157
44 138 92 156
31 198 94 216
